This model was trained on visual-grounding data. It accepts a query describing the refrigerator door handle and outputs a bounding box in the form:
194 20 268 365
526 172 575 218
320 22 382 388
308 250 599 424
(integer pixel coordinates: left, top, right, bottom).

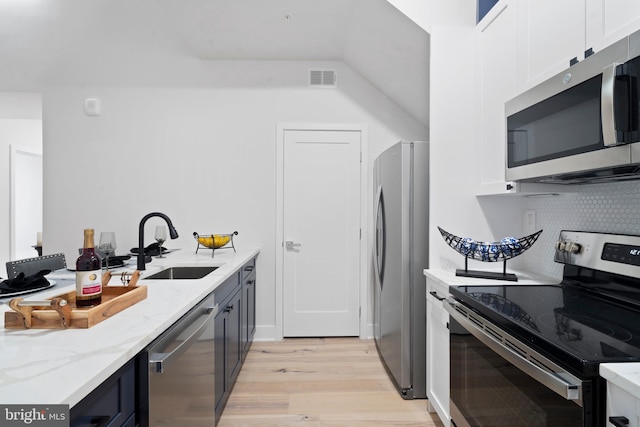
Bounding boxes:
374 185 386 287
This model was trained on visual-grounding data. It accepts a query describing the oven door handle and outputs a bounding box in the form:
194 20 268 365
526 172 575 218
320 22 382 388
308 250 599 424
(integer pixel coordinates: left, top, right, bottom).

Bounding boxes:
446 300 582 402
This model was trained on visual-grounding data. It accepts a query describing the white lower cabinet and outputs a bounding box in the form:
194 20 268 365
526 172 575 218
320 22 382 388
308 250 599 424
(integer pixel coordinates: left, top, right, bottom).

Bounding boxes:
600 363 640 427
607 382 640 427
606 382 637 426
426 276 450 426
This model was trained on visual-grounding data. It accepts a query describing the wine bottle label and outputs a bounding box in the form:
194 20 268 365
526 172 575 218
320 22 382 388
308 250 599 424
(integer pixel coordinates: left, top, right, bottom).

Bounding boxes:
76 269 102 297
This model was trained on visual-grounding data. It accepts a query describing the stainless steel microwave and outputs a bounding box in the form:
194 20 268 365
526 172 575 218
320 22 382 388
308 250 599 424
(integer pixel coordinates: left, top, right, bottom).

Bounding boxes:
505 30 640 184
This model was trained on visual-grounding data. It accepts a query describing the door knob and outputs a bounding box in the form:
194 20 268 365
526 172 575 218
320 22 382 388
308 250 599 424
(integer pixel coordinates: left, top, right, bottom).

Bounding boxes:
285 241 301 250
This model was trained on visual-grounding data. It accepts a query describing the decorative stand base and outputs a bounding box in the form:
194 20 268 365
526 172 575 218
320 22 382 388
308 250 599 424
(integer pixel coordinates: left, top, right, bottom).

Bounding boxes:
455 258 519 282
455 269 518 282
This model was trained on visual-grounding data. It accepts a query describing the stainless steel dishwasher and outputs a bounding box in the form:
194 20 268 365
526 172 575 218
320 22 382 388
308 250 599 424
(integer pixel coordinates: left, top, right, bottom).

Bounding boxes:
146 292 218 426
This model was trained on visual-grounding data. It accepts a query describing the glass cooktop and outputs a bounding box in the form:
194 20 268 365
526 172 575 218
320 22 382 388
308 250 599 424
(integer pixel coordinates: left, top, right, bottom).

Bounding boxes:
450 279 640 377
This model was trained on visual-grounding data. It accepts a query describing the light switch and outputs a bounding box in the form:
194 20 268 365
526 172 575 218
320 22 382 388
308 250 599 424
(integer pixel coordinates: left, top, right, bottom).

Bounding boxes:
84 98 101 116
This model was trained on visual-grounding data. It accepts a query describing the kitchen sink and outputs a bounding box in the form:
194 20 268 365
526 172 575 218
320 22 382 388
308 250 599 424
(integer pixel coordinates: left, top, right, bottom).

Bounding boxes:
145 266 219 280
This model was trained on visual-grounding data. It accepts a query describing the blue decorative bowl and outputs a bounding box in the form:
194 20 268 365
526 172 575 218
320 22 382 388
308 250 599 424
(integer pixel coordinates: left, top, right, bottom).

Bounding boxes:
438 227 542 262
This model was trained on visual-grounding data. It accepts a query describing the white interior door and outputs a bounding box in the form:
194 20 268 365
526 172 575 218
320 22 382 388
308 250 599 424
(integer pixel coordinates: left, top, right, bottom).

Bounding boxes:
10 146 42 260
283 129 361 337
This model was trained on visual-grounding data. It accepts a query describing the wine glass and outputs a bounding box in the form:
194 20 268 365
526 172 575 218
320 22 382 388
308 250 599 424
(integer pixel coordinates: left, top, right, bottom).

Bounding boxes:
98 232 117 270
155 226 167 258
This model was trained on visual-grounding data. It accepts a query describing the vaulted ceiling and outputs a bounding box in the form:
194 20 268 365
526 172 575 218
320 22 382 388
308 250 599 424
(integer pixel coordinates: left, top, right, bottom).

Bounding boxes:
0 0 429 125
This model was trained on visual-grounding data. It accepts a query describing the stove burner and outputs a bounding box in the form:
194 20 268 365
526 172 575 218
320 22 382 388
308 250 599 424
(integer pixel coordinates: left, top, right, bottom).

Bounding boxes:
535 310 633 343
558 310 632 342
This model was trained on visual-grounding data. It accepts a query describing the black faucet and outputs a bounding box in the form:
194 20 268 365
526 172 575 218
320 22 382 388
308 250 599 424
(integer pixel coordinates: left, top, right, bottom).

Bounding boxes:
137 212 179 270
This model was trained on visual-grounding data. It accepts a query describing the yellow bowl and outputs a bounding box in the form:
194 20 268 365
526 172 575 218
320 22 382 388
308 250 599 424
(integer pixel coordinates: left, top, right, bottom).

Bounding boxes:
193 232 237 249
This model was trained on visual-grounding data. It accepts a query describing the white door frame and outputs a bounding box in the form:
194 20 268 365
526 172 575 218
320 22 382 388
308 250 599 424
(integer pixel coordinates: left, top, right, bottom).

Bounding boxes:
275 123 368 340
10 145 43 260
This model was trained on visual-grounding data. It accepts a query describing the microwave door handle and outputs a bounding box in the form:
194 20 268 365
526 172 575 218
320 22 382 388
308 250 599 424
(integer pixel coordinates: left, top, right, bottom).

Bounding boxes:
602 63 620 147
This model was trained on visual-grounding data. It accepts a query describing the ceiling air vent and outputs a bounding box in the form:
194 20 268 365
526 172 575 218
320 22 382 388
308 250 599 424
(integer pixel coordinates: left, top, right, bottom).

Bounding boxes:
309 69 337 88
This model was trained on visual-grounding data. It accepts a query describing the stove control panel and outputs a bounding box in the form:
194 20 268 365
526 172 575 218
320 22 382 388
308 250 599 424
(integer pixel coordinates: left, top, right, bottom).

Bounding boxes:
602 243 640 267
555 230 640 278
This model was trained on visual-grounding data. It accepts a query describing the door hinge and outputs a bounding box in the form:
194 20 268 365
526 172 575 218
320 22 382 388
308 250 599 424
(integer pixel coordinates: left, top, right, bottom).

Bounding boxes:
359 307 361 318
359 229 362 240
360 151 362 163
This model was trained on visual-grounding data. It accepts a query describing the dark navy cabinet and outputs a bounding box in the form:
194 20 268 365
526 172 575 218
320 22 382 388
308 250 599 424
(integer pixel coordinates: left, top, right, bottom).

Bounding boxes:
214 257 257 422
214 273 242 421
242 258 256 356
71 255 257 426
70 359 136 427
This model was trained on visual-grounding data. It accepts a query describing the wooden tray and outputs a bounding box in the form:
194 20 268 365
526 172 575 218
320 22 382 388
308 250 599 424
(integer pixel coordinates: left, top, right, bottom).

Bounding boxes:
4 271 147 329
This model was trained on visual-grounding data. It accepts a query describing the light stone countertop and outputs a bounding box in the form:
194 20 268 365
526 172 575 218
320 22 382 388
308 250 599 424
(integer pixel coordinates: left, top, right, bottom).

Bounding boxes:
600 363 640 399
424 268 558 289
0 247 259 407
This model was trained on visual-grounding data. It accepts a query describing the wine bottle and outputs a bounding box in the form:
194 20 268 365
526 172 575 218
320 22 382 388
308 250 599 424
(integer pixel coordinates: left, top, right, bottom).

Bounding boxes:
76 228 102 307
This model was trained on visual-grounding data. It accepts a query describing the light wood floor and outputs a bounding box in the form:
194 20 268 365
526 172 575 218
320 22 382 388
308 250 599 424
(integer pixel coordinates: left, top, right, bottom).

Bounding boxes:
218 337 444 426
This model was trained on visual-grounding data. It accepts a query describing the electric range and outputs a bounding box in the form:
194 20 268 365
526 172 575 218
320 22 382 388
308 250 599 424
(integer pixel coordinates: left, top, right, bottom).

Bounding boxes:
447 230 640 427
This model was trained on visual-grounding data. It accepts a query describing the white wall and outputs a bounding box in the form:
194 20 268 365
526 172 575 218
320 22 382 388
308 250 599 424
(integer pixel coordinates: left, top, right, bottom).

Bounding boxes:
387 0 430 32
0 92 42 276
42 60 427 340
427 0 524 271
388 0 483 33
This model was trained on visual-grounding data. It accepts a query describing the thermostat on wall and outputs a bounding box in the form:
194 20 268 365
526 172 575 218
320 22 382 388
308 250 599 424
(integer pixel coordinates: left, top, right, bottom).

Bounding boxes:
84 98 101 116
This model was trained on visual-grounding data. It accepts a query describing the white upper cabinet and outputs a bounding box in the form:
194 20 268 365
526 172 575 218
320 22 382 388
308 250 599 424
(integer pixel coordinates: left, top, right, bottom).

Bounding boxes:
517 0 640 93
586 0 640 54
475 0 640 195
475 0 560 195
475 0 517 194
516 0 585 92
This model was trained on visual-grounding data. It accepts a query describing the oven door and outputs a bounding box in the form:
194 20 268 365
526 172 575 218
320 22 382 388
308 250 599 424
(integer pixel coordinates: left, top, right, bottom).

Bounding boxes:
446 300 601 427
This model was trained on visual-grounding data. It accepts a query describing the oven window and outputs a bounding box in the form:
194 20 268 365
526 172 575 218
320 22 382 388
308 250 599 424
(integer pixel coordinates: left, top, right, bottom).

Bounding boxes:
450 319 584 427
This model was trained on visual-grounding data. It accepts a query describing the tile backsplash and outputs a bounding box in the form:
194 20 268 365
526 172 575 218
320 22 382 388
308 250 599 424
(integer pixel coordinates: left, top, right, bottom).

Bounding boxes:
522 181 640 280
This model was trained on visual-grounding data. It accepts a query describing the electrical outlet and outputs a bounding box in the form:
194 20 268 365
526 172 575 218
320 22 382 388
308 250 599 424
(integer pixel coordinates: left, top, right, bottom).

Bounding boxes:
524 210 536 235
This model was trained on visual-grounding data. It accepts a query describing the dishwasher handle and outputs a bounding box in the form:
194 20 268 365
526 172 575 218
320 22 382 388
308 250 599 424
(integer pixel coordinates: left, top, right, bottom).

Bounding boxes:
149 304 218 373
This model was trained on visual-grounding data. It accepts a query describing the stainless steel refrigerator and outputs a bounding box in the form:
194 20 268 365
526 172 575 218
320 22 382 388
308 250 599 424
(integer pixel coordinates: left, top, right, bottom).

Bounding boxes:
373 140 428 399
